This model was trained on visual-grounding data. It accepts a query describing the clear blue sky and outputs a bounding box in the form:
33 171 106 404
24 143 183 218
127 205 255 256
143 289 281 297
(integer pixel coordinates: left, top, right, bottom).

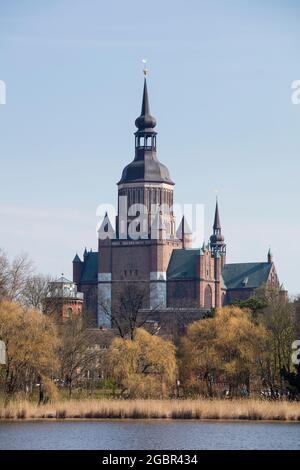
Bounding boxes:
0 0 299 294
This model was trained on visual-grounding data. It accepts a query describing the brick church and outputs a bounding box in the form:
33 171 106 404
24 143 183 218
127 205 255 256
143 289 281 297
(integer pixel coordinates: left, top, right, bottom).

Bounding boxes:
72 77 280 327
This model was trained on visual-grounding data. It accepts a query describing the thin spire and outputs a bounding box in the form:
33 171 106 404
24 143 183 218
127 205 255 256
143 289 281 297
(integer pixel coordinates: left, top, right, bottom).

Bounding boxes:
213 197 221 231
141 78 150 116
135 78 156 130
210 196 226 257
267 246 273 263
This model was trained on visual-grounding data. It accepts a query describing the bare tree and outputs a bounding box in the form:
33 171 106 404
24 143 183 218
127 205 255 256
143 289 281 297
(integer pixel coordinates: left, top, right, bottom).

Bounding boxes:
293 295 300 340
0 248 57 313
0 249 34 303
20 274 55 310
99 283 161 340
254 286 297 396
0 249 10 299
6 253 34 302
58 314 98 397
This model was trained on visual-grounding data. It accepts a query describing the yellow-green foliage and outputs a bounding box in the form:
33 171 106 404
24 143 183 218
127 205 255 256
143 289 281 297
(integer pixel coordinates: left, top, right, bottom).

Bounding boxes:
109 328 176 398
180 306 269 395
0 299 58 395
41 376 59 403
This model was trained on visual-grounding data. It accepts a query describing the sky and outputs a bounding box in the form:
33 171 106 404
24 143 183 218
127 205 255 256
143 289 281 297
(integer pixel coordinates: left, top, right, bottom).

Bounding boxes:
0 0 299 294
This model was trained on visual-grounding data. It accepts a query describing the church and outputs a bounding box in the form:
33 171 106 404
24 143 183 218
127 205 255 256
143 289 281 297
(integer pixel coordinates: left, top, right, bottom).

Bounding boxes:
72 77 280 327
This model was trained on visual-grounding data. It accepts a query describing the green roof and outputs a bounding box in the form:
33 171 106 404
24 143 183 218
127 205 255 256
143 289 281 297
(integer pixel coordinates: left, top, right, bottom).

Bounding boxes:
167 249 200 280
80 251 98 283
222 262 272 290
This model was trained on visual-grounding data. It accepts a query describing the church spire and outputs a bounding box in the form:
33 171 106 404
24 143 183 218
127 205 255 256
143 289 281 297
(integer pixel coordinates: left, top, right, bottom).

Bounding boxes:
135 78 157 131
118 74 173 185
213 197 221 231
141 78 150 116
210 197 226 260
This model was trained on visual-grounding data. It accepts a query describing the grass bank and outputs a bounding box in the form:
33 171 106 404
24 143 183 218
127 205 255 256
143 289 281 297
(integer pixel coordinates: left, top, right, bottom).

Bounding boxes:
0 399 300 421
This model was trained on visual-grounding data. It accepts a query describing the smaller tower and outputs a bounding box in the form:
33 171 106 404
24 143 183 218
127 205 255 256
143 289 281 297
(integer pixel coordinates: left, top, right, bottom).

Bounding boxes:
210 197 226 266
44 276 84 320
267 247 273 264
73 254 83 285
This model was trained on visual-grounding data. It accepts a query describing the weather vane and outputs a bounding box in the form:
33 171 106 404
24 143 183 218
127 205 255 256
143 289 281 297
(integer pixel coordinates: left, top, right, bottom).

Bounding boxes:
142 59 148 76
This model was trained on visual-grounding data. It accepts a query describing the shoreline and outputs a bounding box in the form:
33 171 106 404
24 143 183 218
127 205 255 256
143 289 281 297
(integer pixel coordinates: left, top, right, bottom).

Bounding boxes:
1 417 300 423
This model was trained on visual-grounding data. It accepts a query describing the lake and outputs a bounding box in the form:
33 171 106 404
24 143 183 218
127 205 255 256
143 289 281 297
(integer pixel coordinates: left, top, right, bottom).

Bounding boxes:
0 420 299 450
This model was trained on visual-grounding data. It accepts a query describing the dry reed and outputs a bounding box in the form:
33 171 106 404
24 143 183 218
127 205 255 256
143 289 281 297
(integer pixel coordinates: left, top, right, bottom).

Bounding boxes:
0 399 299 421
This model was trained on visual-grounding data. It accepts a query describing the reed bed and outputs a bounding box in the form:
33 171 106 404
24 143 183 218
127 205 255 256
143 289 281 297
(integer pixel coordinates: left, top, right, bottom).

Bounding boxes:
0 399 300 421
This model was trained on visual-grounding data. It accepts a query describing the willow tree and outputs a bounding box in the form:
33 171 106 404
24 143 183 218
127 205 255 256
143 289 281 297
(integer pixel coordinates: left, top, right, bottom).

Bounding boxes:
179 306 268 397
0 299 58 399
108 328 176 398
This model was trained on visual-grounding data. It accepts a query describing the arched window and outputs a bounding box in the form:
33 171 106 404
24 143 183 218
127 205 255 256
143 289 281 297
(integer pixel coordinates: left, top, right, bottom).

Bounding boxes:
66 307 72 318
204 284 212 309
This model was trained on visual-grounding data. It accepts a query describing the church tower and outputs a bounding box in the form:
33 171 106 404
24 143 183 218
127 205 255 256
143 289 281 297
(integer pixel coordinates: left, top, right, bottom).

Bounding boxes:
97 76 183 327
117 77 176 239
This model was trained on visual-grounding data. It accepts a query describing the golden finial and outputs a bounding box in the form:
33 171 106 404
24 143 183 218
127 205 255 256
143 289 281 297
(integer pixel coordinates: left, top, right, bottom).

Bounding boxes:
142 59 148 76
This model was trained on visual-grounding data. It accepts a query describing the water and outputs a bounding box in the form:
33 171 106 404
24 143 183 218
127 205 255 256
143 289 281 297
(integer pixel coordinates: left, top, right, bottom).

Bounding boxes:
0 420 299 450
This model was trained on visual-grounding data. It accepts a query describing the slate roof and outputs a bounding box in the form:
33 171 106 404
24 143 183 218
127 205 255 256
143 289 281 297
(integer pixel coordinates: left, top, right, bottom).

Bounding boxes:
167 249 200 280
118 78 173 185
80 251 98 283
118 155 173 185
167 250 272 292
75 249 272 291
222 262 272 290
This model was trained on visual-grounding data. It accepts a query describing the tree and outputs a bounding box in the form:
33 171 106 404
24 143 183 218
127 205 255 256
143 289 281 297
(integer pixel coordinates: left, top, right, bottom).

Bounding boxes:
58 314 99 397
20 274 54 311
0 249 10 298
0 299 58 398
0 248 55 312
293 295 300 340
108 328 176 398
256 287 296 396
179 306 268 397
99 283 160 339
281 365 300 399
0 251 34 303
232 297 268 316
